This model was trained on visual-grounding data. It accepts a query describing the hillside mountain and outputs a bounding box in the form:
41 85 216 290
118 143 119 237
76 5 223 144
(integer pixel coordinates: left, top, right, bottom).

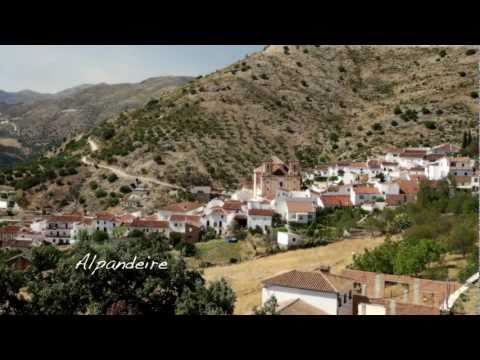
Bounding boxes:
0 76 194 165
0 89 52 105
90 45 479 188
2 45 479 213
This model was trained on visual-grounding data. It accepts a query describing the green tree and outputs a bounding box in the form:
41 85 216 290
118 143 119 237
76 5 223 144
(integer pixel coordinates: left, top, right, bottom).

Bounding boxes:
351 237 399 274
91 230 110 243
253 296 279 315
31 245 62 272
0 265 27 314
23 236 235 315
176 278 236 315
393 239 442 276
447 222 477 258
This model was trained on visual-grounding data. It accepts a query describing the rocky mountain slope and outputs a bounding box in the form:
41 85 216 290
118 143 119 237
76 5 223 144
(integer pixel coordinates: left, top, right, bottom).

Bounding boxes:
0 76 193 165
2 45 479 213
0 89 52 105
90 45 479 188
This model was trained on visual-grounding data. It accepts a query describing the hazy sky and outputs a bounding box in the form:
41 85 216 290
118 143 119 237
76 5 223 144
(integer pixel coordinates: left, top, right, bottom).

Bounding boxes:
0 45 264 93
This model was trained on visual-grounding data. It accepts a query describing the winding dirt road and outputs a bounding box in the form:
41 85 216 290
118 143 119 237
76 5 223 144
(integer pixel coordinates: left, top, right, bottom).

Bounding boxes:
81 138 184 190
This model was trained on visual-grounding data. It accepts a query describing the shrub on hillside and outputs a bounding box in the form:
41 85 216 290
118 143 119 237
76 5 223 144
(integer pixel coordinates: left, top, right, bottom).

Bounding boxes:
95 189 107 198
400 109 418 122
120 185 132 194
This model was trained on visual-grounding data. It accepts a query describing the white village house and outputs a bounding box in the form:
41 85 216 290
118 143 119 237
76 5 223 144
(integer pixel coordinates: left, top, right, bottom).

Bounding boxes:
261 269 355 315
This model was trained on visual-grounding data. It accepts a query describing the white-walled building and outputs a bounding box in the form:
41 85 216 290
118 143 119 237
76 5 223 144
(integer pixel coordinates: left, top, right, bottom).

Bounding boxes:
95 213 118 235
72 218 95 242
373 180 400 196
129 219 170 236
350 185 383 206
247 208 273 233
157 201 204 221
397 149 428 169
202 207 229 235
278 199 316 224
426 157 475 180
261 269 355 315
277 231 303 249
44 215 83 245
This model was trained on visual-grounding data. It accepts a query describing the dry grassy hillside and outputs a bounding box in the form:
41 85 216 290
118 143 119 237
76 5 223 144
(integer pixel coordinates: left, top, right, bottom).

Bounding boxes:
91 45 479 190
0 76 193 165
3 45 479 213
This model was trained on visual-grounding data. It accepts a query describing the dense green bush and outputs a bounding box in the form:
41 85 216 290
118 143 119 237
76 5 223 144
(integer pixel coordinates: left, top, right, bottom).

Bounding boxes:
95 189 107 198
120 185 132 194
400 109 418 122
424 121 437 130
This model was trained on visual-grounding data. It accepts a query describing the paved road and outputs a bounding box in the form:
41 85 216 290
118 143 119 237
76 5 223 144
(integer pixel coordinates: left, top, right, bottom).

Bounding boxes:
82 138 185 190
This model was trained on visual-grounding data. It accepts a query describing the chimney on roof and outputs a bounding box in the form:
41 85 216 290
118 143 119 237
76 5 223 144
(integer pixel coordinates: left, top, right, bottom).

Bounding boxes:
317 265 331 273
389 299 397 315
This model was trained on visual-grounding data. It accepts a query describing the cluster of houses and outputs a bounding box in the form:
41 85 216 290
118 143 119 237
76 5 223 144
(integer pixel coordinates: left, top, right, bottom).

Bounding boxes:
258 266 461 315
1 143 476 251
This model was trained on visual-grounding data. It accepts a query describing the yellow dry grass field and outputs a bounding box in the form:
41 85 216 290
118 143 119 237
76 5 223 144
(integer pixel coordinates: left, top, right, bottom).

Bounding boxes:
203 235 387 315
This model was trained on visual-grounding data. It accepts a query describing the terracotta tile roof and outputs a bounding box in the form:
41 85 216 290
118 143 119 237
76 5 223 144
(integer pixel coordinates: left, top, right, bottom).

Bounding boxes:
286 201 315 213
48 215 83 223
409 175 427 182
0 226 21 234
209 207 226 215
384 146 401 153
223 200 242 211
96 212 116 222
170 215 202 226
425 154 444 162
448 157 472 162
248 208 274 217
263 270 342 294
400 150 427 158
386 194 406 206
454 176 472 185
349 162 368 168
397 180 420 195
277 299 330 316
320 195 352 207
410 166 425 171
360 297 441 315
130 219 169 229
115 214 136 224
79 219 94 225
368 160 381 169
354 185 380 194
162 201 202 213
381 161 399 166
